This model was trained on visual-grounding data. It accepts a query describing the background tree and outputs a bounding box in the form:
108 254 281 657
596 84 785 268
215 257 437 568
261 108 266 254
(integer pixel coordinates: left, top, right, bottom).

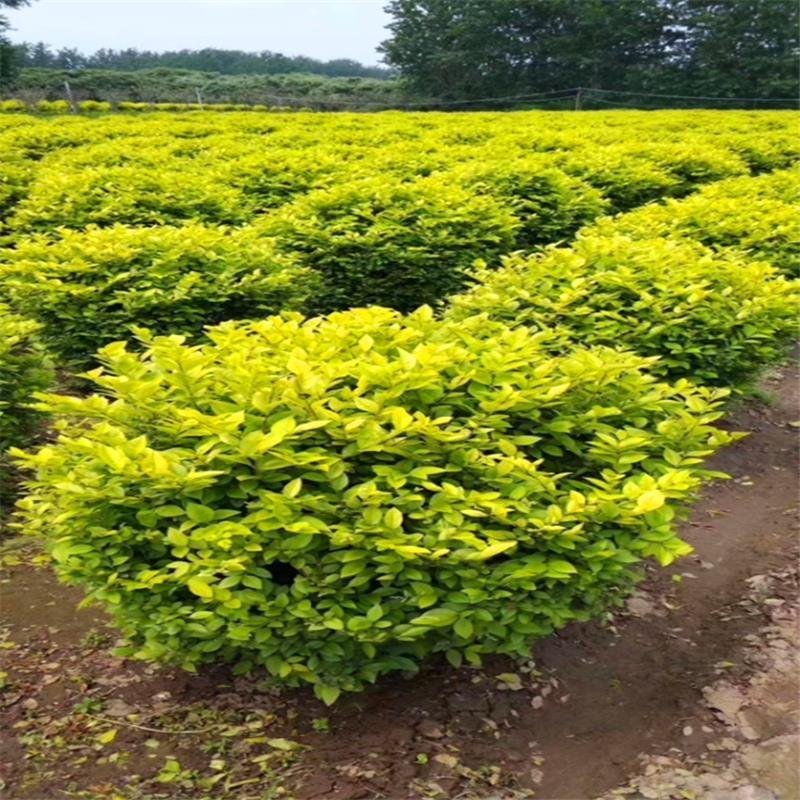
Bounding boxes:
380 0 799 102
0 0 29 86
11 43 394 79
673 0 800 99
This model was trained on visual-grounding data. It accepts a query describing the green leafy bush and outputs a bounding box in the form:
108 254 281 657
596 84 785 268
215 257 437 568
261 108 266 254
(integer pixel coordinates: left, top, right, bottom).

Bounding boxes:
550 147 682 211
0 120 102 162
590 174 800 278
0 160 33 219
717 134 800 173
78 100 113 113
448 157 609 247
258 177 518 312
117 102 153 112
0 306 52 468
14 307 734 700
702 166 800 204
6 164 252 234
0 223 315 367
446 236 799 387
621 143 749 193
0 100 27 113
216 149 346 211
35 100 71 114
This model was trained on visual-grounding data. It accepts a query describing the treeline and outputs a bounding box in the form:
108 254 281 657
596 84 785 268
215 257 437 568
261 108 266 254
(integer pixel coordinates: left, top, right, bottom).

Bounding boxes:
2 0 797 108
381 0 799 102
14 43 393 79
9 68 405 107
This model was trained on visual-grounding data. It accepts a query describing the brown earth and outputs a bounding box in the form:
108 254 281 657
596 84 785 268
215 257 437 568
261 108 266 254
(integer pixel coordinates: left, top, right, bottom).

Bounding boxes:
0 360 797 800
600 563 799 800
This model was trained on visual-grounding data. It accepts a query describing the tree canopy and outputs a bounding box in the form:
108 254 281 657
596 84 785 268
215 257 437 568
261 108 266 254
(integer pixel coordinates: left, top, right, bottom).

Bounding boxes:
380 0 799 102
13 43 392 79
1 0 30 85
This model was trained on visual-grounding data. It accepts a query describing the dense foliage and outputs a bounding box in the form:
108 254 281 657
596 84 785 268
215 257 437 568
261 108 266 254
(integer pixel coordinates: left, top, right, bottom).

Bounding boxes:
0 223 314 367
13 308 734 699
447 234 799 387
3 109 792 365
14 43 393 79
0 304 51 468
381 0 799 103
588 168 800 278
7 68 403 107
256 176 518 312
449 158 608 247
4 109 799 700
4 1 798 108
0 0 30 88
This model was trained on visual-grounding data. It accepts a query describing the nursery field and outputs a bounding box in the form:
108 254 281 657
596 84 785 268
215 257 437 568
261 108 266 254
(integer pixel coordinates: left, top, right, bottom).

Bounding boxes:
0 109 799 799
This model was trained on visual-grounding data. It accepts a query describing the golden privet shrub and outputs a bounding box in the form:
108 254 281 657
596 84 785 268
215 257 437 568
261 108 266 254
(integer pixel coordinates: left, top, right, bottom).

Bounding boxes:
0 223 316 367
257 176 519 312
14 308 733 701
447 236 799 387
0 305 52 469
587 168 800 278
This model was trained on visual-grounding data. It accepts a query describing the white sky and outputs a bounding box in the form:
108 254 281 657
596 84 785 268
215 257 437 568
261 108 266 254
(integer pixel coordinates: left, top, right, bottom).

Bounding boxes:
5 0 393 65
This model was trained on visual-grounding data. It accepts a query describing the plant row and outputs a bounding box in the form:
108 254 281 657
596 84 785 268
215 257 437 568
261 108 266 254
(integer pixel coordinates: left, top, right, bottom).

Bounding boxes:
6 150 798 700
1 111 797 376
0 99 314 114
446 166 800 388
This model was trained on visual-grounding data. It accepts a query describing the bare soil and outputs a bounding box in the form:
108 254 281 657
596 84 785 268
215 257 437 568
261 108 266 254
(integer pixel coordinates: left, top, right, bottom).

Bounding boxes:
600 563 799 800
1 361 797 800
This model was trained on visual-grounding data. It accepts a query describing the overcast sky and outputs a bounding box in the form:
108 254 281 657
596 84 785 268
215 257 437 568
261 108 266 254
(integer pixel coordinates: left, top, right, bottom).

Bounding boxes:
5 0 392 65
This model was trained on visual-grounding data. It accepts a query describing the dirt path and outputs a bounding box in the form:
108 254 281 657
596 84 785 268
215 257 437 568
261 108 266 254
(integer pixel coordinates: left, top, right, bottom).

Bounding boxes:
1 361 797 800
599 563 799 800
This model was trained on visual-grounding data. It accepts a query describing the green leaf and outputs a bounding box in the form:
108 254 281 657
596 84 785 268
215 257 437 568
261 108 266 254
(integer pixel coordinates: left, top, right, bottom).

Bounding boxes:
239 430 268 457
384 508 403 529
156 505 185 518
410 608 459 627
166 529 189 548
188 577 213 599
186 503 215 524
315 685 341 706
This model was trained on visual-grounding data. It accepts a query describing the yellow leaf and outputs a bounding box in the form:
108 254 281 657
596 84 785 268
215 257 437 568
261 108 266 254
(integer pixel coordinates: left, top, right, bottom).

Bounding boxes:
566 491 586 513
283 477 303 498
266 737 301 751
97 728 118 745
635 489 666 514
470 540 516 561
384 508 403 529
188 577 213 599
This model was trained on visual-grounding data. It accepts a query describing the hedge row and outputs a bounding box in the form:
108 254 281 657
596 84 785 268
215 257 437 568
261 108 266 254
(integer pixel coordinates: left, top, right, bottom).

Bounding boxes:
0 224 316 368
5 115 800 701
587 167 800 278
0 305 52 468
0 99 313 114
2 112 796 372
447 167 800 388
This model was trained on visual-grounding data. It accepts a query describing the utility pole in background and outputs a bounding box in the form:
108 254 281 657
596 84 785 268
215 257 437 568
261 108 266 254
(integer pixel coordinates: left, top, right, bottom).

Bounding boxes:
63 79 76 112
